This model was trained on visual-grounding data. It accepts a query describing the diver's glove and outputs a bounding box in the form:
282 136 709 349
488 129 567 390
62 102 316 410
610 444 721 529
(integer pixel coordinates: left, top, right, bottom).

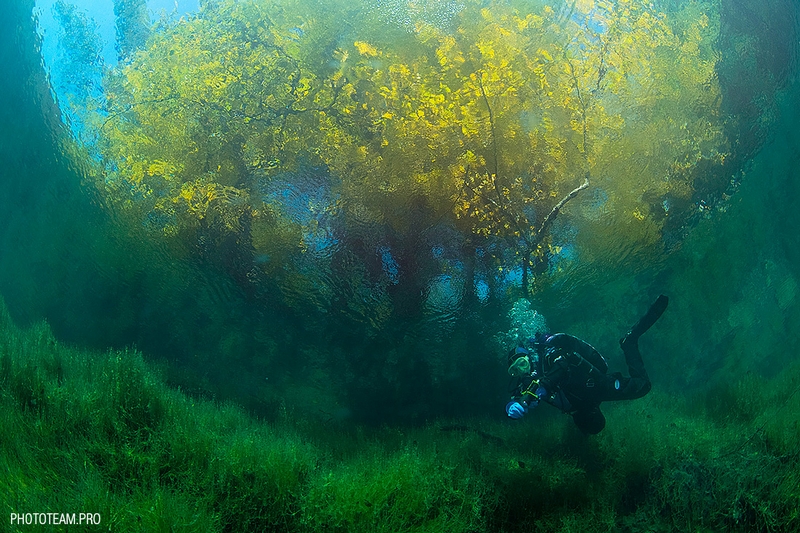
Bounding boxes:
506 401 528 419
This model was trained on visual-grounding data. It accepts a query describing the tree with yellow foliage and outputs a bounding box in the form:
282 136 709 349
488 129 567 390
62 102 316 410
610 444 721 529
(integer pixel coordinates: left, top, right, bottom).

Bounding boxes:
95 0 727 297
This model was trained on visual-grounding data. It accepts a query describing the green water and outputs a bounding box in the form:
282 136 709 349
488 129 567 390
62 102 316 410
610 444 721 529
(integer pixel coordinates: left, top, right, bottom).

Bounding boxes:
1 0 799 530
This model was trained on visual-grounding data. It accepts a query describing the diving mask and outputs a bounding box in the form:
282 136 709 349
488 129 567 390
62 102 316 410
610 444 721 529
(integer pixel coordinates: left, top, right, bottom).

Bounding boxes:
508 354 531 377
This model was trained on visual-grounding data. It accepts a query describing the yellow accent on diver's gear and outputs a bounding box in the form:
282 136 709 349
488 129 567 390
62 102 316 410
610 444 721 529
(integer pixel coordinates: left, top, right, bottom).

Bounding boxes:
508 356 531 377
520 379 541 400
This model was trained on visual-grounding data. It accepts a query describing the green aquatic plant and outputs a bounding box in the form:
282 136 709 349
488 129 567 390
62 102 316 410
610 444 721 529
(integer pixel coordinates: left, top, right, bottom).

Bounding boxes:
2 294 800 531
0 299 317 531
302 445 488 532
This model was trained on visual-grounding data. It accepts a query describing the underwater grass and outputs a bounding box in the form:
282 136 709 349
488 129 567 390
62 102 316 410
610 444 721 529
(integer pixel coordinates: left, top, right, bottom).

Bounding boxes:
301 444 488 533
1 299 800 532
0 303 316 531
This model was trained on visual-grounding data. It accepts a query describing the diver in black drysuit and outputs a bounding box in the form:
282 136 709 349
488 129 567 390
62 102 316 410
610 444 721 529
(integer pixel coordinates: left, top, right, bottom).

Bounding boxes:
505 295 669 434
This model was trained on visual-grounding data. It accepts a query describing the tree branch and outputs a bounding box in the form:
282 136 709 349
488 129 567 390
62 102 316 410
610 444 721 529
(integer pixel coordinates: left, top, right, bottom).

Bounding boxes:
477 74 500 181
477 75 507 214
532 173 590 246
566 58 589 157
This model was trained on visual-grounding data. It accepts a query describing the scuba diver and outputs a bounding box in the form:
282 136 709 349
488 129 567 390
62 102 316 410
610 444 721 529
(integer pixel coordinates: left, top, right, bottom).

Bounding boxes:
505 295 669 434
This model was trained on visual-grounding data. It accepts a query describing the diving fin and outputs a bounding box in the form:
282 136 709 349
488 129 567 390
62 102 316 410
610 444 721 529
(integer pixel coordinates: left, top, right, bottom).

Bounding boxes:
620 294 668 348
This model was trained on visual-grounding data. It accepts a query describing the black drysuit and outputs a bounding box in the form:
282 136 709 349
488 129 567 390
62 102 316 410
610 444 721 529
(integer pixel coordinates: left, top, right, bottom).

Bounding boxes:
512 333 651 433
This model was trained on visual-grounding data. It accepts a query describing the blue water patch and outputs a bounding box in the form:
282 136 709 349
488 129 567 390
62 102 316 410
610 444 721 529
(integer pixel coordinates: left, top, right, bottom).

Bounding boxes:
305 227 339 257
424 274 464 313
551 243 577 263
502 266 523 288
548 219 579 271
287 26 305 42
474 279 490 303
582 8 609 35
259 170 338 224
591 187 609 209
522 202 538 225
36 0 201 142
379 246 400 284
257 168 341 262
36 0 200 67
